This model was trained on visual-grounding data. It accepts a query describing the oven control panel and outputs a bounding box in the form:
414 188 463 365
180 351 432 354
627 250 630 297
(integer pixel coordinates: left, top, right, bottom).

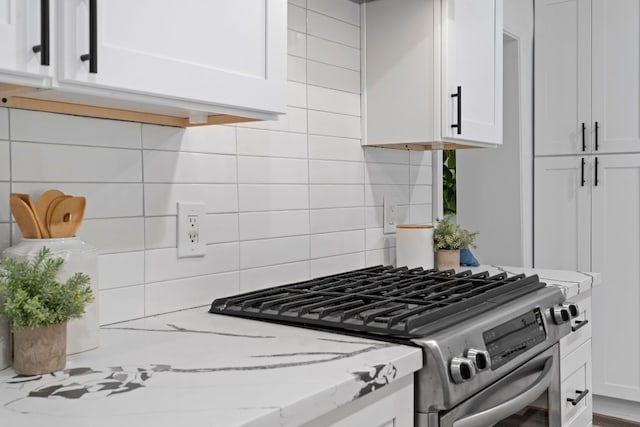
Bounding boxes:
482 308 546 370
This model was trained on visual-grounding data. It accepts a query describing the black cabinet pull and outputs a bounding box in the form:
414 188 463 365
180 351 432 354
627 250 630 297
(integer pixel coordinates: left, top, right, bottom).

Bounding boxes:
31 0 50 66
567 389 589 406
451 86 462 135
581 158 585 187
581 123 586 151
595 157 599 186
595 121 599 151
80 0 98 73
571 319 588 332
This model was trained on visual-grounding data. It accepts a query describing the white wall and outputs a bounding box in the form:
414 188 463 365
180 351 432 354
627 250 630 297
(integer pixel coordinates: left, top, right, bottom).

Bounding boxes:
0 0 433 325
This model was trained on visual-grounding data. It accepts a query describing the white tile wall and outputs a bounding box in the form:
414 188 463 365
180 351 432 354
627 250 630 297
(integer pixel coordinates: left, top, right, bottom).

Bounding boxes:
0 1 433 325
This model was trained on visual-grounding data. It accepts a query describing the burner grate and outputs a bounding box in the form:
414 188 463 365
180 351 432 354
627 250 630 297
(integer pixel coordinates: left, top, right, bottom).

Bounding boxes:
210 266 545 338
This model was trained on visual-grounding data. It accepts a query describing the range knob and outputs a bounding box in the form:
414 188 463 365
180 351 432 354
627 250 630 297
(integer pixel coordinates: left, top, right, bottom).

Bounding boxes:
466 349 491 371
562 302 580 318
550 306 571 324
450 357 476 384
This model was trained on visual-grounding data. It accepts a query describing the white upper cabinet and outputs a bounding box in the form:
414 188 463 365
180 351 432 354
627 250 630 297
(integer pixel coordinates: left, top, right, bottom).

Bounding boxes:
363 0 503 149
0 0 53 87
57 0 286 116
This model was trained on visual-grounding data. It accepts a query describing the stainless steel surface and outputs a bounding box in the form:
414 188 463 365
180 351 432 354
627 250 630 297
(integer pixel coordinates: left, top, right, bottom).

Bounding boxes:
562 302 580 318
551 305 570 324
465 349 491 371
450 357 476 384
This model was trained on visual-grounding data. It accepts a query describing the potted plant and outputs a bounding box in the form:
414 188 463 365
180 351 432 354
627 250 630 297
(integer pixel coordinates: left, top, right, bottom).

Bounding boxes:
433 217 478 272
0 247 93 375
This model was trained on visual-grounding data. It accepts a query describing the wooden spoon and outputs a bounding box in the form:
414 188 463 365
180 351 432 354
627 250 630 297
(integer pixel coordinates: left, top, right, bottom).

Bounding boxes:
34 189 65 238
10 194 42 239
12 193 45 238
48 197 86 238
45 195 71 235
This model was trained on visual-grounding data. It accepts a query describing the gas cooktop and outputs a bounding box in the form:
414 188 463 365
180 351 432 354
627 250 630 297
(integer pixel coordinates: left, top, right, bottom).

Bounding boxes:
209 266 546 340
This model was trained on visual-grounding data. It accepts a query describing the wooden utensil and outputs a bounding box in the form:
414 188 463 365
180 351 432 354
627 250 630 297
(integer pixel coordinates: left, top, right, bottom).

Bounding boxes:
35 189 65 238
48 197 86 238
45 195 71 235
10 194 42 239
13 193 46 238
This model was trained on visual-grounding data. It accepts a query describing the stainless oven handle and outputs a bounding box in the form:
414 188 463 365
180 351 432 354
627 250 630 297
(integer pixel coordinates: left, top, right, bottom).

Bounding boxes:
453 356 554 427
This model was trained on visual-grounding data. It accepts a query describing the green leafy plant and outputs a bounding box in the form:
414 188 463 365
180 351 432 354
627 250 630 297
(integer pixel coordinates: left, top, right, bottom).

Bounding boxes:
443 150 457 216
433 216 478 251
0 247 93 331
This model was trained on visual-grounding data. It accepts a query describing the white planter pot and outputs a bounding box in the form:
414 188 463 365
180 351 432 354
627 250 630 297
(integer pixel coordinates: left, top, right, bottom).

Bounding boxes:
3 238 99 355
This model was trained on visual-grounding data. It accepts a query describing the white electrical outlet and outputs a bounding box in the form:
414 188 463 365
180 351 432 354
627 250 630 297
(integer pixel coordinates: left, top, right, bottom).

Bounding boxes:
177 202 206 258
383 196 397 234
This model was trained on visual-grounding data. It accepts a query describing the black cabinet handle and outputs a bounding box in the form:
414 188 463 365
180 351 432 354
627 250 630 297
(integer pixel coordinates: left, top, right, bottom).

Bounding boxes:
31 0 50 66
595 121 599 151
567 389 589 406
451 86 462 135
80 0 98 73
581 158 585 187
571 319 588 332
595 157 599 186
581 123 586 151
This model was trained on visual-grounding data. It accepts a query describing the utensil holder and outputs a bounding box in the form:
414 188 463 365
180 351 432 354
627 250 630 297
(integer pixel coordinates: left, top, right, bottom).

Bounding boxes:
3 237 99 355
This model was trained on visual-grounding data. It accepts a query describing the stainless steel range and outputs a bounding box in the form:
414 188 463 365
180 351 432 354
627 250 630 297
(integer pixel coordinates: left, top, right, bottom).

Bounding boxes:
210 266 579 426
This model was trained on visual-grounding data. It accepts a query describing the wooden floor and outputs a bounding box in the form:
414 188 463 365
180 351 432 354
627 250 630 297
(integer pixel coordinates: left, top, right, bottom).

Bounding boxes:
594 413 640 427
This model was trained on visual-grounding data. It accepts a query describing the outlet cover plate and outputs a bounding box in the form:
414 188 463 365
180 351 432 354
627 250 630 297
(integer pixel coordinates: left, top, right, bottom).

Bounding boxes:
177 202 206 258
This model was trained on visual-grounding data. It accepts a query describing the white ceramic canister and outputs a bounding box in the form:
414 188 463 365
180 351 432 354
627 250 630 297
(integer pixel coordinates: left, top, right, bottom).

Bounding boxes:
2 238 99 355
396 224 435 269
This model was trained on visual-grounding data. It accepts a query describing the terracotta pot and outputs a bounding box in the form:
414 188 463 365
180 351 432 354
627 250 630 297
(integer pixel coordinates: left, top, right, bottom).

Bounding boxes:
13 322 67 375
437 249 460 272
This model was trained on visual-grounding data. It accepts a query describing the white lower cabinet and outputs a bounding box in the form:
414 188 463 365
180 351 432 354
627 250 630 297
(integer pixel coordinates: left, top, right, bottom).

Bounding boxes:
303 375 414 427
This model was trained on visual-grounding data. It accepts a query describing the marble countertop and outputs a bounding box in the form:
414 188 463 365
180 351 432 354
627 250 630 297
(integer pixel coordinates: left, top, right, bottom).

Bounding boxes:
0 308 422 427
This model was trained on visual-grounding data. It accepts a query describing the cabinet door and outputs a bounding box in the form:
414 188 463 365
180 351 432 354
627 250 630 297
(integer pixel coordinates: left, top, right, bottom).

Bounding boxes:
560 339 593 427
58 0 286 114
592 154 640 402
534 0 591 156
534 156 590 271
0 0 51 85
592 0 640 154
442 0 503 145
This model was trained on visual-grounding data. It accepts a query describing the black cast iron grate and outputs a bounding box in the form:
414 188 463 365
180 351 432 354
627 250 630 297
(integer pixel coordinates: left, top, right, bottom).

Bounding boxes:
209 266 545 339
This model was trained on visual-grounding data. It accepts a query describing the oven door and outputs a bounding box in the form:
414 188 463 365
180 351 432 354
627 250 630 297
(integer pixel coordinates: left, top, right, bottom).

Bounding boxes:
436 344 561 427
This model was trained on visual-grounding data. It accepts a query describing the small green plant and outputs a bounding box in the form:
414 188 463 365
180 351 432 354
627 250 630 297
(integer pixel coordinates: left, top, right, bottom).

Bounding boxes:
0 247 93 331
433 216 478 251
443 150 457 216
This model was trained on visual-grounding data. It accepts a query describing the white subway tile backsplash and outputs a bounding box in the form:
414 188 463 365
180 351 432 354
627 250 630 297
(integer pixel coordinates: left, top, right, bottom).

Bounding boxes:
308 60 360 93
143 151 236 183
310 184 363 209
308 36 360 71
238 107 307 134
308 110 361 139
365 184 410 206
288 4 307 32
145 213 238 249
99 285 145 325
310 207 365 233
288 30 307 58
365 227 395 251
289 0 306 7
78 218 145 254
0 108 8 139
410 165 433 185
144 184 238 216
410 204 433 224
410 151 434 166
288 55 307 83
12 142 142 182
99 251 145 290
202 214 240 244
310 229 364 259
240 261 310 292
12 182 143 219
366 247 396 267
365 163 409 185
145 242 239 283
0 183 9 221
145 272 239 316
309 160 364 184
308 135 363 161
0 140 9 180
145 216 176 249
364 147 410 165
0 223 10 252
240 235 309 269
365 206 383 229
239 184 309 212
287 81 308 108
310 252 365 278
307 0 360 26
410 185 433 205
307 85 360 116
307 11 360 48
238 156 308 184
142 124 236 155
11 110 141 149
237 128 307 159
239 210 309 240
